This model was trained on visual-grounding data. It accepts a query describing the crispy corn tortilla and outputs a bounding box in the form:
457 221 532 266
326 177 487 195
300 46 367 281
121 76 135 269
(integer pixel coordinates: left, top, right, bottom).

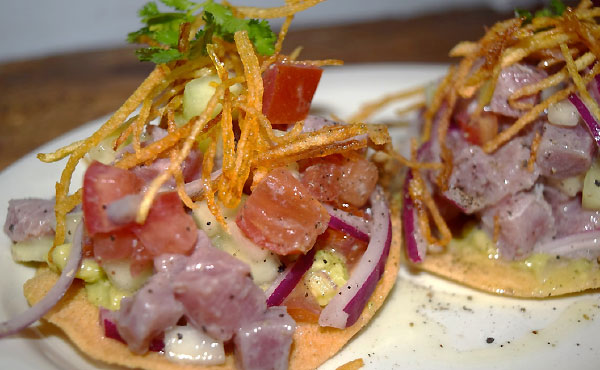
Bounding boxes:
22 213 400 370
411 240 600 298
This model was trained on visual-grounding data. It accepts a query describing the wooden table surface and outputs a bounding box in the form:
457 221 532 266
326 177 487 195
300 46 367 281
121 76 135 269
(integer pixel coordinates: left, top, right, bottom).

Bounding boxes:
0 7 512 171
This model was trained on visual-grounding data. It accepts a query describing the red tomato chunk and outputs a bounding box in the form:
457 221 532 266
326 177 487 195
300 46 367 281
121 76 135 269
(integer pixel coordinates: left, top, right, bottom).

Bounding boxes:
262 62 323 125
83 161 142 235
130 192 197 257
83 162 197 271
236 167 330 255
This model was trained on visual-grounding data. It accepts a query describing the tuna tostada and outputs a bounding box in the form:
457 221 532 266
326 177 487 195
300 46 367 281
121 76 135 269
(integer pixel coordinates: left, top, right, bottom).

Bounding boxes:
0 1 400 369
401 0 600 297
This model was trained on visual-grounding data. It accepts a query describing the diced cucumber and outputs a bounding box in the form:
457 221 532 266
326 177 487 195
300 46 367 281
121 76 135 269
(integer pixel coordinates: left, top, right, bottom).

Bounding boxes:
87 122 130 164
102 259 152 293
11 236 53 263
182 75 242 122
547 175 584 197
583 159 600 210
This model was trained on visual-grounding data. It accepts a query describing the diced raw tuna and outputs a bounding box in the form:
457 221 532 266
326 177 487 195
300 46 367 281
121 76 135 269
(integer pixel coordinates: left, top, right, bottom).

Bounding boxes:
301 156 378 208
444 132 539 213
489 64 547 118
115 272 184 354
546 195 600 238
83 161 142 235
4 198 55 242
481 188 555 260
114 231 270 352
536 122 595 179
131 149 202 187
173 240 267 342
236 167 330 255
234 306 295 370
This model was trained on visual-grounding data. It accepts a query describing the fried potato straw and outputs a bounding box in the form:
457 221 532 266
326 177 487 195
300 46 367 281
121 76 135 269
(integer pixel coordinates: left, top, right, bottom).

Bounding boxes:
39 0 392 246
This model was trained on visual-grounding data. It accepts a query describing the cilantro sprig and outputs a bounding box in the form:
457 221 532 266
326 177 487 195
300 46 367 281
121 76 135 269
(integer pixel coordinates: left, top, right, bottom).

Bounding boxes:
128 0 276 64
515 0 567 25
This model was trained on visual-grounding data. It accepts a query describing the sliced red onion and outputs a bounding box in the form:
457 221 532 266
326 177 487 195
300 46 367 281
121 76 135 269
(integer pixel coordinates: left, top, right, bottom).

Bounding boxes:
402 171 427 263
324 205 370 242
265 247 316 307
182 169 222 198
106 194 142 225
99 307 164 352
0 223 83 338
534 230 600 260
318 186 391 329
568 93 600 147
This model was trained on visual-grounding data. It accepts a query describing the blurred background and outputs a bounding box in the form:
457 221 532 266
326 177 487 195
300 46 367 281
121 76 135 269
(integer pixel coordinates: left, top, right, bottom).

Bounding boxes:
0 0 539 62
0 0 565 170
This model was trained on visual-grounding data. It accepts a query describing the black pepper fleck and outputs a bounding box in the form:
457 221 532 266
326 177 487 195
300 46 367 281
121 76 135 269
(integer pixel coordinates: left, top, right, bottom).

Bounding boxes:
486 337 495 344
177 333 183 340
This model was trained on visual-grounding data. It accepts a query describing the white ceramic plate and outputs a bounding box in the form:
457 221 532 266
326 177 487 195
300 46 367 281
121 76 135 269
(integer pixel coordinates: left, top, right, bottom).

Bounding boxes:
1 64 600 370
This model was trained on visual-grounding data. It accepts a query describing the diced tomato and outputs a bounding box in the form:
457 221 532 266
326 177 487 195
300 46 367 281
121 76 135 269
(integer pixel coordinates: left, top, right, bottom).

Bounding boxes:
301 155 378 208
282 281 321 323
92 230 136 262
236 168 330 255
83 161 142 235
131 192 197 257
453 98 499 145
262 62 323 125
84 161 197 272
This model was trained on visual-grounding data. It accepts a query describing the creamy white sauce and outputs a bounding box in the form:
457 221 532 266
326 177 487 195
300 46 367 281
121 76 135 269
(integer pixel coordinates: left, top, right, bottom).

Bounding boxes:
320 266 600 369
163 326 225 365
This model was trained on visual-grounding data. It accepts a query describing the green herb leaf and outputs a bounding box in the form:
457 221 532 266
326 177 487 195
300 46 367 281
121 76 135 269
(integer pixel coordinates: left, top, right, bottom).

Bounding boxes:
549 0 566 16
128 0 276 64
135 47 185 64
160 0 195 11
127 27 152 43
203 1 276 55
515 8 533 23
139 2 160 21
534 8 553 18
515 0 566 26
246 19 277 55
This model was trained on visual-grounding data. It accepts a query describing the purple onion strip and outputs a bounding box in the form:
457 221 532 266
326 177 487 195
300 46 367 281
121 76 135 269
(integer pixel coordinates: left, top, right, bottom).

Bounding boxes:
265 247 316 307
534 230 600 259
318 186 391 329
326 210 370 243
568 93 600 147
402 170 426 263
0 224 84 338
